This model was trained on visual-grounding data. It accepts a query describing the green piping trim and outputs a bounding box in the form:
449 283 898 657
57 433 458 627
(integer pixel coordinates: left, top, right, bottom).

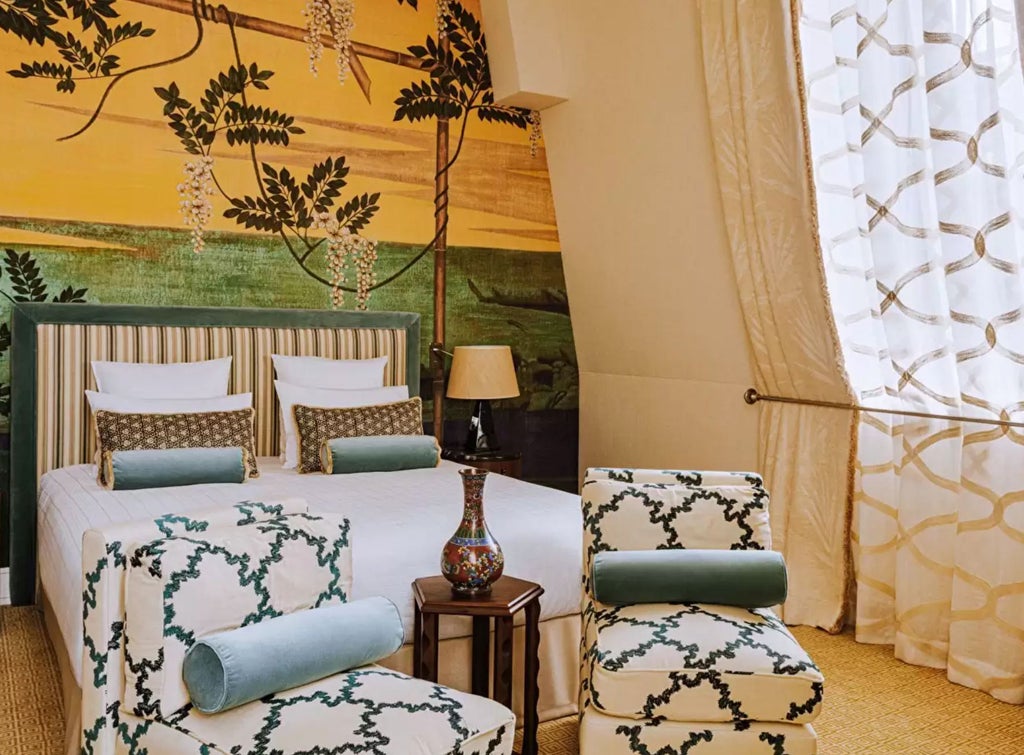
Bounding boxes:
7 303 420 606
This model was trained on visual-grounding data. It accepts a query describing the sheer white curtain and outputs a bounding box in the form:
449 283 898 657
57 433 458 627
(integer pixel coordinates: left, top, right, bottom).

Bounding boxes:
797 0 1024 702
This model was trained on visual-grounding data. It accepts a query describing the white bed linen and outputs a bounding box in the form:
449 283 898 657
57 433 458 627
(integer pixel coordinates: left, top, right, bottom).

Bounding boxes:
38 458 583 685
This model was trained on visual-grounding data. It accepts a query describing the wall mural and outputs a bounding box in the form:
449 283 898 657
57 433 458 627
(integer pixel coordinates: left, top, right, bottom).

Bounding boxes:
0 0 577 511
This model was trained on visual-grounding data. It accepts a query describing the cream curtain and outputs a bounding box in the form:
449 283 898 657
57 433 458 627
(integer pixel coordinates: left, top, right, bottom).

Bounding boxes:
797 0 1024 702
698 1 856 631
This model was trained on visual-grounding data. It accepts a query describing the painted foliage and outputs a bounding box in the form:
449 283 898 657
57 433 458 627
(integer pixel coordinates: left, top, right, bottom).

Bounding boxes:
0 0 576 433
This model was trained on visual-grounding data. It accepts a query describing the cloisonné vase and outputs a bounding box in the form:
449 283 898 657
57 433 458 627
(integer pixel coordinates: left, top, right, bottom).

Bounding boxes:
441 467 504 595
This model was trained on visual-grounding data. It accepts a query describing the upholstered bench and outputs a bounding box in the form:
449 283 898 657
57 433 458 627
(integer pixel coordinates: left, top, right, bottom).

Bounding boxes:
80 499 515 755
579 469 823 754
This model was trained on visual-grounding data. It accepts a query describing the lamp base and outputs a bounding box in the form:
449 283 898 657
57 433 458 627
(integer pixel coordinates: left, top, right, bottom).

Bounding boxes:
463 399 501 454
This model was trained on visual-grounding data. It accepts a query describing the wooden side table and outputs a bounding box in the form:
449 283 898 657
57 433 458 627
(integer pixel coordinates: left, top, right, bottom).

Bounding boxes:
412 575 543 755
441 448 523 479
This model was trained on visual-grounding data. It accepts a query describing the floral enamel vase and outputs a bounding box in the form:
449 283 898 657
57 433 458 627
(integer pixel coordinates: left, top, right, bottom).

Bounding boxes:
441 468 504 596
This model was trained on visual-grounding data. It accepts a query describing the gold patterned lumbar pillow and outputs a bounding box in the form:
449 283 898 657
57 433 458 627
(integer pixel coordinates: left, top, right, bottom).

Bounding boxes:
94 408 259 486
293 397 423 473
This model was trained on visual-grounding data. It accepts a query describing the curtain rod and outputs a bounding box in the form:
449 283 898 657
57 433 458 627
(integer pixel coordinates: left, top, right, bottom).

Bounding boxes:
743 388 1024 430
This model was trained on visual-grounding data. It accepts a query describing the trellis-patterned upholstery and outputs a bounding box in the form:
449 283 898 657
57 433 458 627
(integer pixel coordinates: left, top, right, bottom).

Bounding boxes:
580 709 819 755
81 499 514 755
122 513 354 719
82 499 308 753
36 322 407 477
579 469 822 754
113 669 515 755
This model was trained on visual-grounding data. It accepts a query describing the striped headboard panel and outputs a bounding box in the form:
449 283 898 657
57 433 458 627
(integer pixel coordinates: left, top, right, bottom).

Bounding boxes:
8 304 420 606
36 324 408 476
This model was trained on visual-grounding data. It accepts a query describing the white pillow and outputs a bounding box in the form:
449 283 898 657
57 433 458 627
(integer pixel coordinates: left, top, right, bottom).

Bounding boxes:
91 357 232 398
271 354 388 389
85 391 252 415
274 381 409 469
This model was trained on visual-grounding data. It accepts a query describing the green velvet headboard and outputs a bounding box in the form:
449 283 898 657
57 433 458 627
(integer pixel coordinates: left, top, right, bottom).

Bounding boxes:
7 303 420 605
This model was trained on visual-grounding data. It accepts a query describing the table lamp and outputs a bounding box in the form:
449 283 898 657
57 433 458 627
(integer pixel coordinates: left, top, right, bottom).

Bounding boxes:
446 345 520 454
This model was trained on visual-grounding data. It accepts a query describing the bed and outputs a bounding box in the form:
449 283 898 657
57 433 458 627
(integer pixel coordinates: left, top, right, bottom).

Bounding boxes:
6 303 582 754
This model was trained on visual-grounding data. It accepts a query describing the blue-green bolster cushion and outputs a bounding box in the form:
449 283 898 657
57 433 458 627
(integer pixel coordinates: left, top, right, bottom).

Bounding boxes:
101 447 248 491
182 597 404 714
320 434 440 474
592 549 788 608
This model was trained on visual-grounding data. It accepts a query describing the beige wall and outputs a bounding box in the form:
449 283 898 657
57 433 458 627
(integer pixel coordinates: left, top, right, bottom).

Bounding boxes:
538 0 760 476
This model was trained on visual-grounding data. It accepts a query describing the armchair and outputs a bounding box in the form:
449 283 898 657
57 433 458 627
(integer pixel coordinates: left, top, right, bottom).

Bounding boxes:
80 498 515 755
579 469 823 754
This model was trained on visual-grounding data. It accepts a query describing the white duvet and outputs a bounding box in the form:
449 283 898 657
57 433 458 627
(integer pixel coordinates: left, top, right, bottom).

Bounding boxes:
37 458 583 685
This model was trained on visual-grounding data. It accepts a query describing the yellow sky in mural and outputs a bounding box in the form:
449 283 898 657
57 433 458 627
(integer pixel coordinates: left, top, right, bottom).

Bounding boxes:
0 0 558 252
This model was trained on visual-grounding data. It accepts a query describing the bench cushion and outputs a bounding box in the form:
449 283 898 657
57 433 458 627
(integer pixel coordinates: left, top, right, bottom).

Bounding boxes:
586 602 824 724
580 707 817 755
130 666 515 755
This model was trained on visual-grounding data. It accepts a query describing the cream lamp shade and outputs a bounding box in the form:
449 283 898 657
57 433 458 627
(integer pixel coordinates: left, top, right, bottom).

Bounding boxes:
446 345 520 400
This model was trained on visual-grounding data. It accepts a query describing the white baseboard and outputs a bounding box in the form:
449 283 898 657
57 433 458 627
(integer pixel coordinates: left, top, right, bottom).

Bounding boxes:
0 567 9 606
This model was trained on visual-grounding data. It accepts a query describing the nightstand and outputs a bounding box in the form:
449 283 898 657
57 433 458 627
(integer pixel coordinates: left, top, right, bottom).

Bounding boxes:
412 575 543 755
441 448 522 479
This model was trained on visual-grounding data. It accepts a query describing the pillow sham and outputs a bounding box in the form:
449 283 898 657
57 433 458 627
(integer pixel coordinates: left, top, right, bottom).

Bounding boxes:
94 408 259 485
91 357 232 398
293 397 424 473
271 354 388 389
85 390 252 415
101 447 249 491
274 381 409 469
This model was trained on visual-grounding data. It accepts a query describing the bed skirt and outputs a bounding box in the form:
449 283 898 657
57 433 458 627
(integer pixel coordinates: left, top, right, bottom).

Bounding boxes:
42 591 81 755
42 591 580 755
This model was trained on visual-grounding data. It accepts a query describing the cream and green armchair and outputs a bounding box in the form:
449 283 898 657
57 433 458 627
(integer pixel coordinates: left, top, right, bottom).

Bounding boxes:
579 469 823 754
80 499 515 754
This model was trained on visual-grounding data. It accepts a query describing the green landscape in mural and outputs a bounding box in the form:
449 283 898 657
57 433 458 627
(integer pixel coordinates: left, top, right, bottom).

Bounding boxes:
0 215 577 423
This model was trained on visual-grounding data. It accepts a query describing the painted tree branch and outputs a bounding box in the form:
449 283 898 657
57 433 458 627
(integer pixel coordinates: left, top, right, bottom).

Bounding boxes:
122 0 427 72
58 0 206 141
349 49 371 102
152 3 477 304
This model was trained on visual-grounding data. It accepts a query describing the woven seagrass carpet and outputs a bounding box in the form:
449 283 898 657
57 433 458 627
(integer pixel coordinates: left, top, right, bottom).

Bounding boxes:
1 607 64 754
3 606 1022 754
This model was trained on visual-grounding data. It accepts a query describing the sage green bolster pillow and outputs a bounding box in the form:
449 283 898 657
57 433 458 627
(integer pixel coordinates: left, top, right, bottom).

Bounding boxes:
182 597 404 714
101 447 248 491
592 549 788 608
319 434 441 475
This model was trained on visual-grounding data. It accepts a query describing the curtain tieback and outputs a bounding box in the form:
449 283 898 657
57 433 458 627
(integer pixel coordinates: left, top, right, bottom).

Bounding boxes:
743 388 1024 430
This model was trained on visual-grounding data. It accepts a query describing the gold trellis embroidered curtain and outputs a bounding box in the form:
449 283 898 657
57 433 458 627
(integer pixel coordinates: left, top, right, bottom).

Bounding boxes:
795 0 1024 702
701 0 1024 702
